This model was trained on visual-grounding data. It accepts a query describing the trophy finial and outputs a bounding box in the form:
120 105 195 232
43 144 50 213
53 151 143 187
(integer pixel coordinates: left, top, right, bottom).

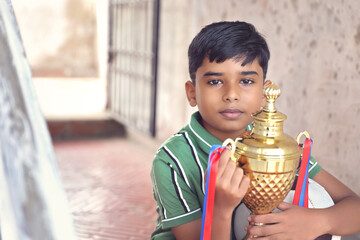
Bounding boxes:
252 82 286 138
263 83 281 113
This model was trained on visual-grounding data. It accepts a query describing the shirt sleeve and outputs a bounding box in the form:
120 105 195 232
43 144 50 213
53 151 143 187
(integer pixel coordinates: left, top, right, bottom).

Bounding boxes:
151 150 202 229
308 156 322 179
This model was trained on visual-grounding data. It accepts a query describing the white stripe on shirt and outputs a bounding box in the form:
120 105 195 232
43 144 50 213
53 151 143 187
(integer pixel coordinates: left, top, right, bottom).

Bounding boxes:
170 164 191 212
151 167 167 219
162 208 201 223
164 146 191 189
184 132 205 194
188 123 211 148
308 161 318 173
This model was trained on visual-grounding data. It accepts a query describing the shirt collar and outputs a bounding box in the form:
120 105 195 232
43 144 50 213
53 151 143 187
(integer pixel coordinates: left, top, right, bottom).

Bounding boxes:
186 111 221 154
185 111 254 155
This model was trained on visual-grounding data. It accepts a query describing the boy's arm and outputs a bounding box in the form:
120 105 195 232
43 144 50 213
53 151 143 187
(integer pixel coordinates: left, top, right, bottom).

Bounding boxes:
172 148 250 240
246 169 360 239
312 169 360 235
172 219 201 240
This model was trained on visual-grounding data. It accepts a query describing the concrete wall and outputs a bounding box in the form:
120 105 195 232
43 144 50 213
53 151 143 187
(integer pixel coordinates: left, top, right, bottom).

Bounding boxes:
157 0 360 196
12 0 98 77
156 0 195 140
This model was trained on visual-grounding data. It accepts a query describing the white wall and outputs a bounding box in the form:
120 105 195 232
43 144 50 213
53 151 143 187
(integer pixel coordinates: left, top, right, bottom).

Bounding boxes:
12 0 98 77
95 0 109 79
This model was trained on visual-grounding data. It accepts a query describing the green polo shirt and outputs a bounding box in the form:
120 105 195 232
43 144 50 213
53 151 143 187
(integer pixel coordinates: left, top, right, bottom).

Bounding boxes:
150 111 321 240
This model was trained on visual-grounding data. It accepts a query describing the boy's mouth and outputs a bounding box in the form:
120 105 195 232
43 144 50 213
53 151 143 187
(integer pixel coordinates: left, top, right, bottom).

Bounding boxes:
219 109 243 119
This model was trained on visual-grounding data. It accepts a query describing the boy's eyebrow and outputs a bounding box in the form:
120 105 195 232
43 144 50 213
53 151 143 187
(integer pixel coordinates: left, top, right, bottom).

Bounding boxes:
239 71 259 76
203 71 259 77
203 71 223 77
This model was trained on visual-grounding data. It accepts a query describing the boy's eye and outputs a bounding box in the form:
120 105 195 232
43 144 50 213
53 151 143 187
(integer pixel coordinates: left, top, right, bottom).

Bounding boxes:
240 79 254 85
208 79 222 85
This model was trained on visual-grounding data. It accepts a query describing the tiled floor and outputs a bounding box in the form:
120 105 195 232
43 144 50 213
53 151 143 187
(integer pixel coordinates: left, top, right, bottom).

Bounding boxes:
54 137 158 240
53 137 360 240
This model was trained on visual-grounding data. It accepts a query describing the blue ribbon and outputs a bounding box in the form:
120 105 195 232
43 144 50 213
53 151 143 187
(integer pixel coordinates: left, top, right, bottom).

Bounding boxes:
201 145 223 240
298 139 312 207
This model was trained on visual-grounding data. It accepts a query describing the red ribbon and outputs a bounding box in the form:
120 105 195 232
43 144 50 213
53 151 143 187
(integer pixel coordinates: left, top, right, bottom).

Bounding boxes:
293 138 312 207
201 146 225 240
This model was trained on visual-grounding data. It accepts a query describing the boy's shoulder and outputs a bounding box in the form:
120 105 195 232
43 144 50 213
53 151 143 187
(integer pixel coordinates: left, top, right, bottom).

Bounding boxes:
154 128 195 161
153 111 220 167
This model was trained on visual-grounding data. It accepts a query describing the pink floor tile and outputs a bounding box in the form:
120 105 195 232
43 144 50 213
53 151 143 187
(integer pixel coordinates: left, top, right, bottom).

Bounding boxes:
54 138 157 240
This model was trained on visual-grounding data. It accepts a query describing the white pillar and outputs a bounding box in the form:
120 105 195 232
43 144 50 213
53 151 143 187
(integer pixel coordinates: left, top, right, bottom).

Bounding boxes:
0 0 76 239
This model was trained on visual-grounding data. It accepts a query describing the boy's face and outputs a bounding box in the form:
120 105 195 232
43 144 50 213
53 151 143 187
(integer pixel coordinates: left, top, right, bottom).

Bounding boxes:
185 57 269 142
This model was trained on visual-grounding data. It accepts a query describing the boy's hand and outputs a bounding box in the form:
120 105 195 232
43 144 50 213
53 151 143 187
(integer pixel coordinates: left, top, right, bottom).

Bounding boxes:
245 202 327 240
208 147 250 240
213 147 250 216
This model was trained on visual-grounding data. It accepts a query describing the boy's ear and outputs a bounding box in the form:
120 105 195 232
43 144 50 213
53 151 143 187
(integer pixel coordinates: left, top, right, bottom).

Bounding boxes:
185 81 197 107
261 80 272 107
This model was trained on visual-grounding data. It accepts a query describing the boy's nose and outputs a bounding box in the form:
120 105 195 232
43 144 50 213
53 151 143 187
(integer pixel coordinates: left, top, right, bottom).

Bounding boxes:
223 86 239 102
225 96 238 101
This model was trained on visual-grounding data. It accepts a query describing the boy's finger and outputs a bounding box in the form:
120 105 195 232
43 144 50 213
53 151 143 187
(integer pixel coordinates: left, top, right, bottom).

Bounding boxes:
238 175 250 198
216 148 231 175
246 223 282 238
230 166 244 185
248 212 280 225
276 202 293 211
219 158 237 180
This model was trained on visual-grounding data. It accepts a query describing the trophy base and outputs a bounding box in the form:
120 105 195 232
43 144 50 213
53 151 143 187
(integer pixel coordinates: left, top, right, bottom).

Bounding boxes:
233 179 341 240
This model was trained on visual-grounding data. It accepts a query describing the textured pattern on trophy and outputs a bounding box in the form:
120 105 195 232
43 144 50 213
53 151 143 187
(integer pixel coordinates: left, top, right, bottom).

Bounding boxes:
245 171 295 215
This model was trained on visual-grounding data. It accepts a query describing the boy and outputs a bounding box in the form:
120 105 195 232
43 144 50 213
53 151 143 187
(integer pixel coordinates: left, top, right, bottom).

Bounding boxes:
150 21 360 239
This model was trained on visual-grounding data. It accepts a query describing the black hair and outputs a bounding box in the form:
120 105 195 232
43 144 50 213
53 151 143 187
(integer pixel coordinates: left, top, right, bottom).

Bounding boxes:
188 21 270 82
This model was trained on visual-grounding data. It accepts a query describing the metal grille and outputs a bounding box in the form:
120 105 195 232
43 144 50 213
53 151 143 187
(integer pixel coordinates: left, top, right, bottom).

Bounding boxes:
107 0 159 136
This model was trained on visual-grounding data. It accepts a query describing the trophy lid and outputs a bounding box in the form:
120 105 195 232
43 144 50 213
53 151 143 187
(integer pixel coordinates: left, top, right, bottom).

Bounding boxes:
252 82 287 138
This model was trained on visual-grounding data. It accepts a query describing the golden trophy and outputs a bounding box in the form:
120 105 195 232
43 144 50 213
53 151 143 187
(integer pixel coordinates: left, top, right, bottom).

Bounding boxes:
223 83 303 237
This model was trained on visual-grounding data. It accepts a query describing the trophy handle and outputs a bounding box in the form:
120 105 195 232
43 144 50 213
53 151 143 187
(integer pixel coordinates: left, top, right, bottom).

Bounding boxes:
222 138 237 162
296 131 311 145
